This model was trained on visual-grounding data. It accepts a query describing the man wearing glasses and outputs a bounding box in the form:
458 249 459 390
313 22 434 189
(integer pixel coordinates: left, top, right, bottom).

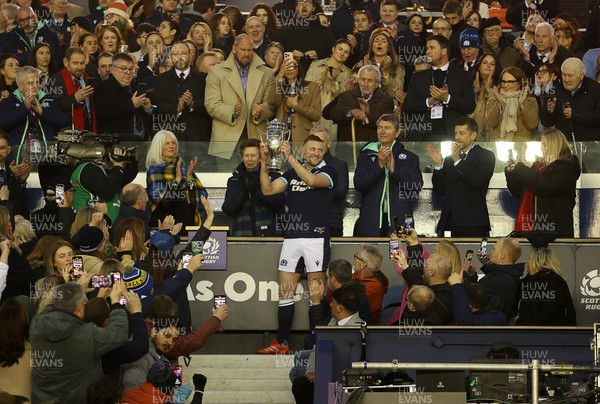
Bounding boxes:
480 17 520 70
0 66 69 191
4 7 60 64
352 245 388 325
431 18 459 61
94 53 153 138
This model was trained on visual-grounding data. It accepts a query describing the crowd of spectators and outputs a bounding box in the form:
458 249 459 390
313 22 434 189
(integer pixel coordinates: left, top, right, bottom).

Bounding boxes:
0 0 594 401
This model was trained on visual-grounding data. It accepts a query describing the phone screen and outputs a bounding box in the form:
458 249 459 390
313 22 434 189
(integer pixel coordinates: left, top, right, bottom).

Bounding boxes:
479 238 488 255
55 184 64 206
112 272 121 283
72 256 84 278
172 365 183 385
214 294 227 309
182 253 192 269
465 250 474 261
389 239 399 260
404 214 414 235
91 275 112 288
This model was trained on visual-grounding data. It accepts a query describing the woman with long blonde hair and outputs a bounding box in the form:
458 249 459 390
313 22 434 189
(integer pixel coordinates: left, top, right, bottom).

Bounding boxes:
435 240 462 275
505 128 580 237
516 247 575 325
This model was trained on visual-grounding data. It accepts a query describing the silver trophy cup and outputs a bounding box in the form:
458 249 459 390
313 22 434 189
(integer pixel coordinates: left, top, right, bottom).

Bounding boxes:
260 119 291 171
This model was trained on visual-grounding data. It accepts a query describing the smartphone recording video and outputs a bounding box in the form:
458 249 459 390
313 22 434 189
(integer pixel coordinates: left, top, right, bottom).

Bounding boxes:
182 253 192 269
404 214 414 235
91 275 112 288
479 238 488 255
389 239 399 260
72 256 84 279
55 184 64 206
214 294 227 309
172 365 183 385
465 250 474 261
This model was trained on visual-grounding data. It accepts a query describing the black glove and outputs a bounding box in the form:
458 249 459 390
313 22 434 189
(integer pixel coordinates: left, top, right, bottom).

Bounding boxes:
238 174 260 192
193 373 207 390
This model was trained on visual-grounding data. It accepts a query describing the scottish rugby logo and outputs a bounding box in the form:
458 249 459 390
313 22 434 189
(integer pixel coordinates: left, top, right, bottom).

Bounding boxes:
203 237 220 255
580 269 600 297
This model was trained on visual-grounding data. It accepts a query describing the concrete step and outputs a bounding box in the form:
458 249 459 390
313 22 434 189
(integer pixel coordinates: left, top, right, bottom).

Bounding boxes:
184 366 291 381
201 390 295 403
204 378 292 391
184 355 296 404
187 354 299 369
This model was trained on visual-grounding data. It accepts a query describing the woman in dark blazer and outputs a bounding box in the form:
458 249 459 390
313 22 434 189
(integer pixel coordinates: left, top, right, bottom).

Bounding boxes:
515 247 576 326
505 128 581 238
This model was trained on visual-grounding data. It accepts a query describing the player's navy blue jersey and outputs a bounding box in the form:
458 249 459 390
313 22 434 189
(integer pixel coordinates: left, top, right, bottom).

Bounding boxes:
276 161 337 239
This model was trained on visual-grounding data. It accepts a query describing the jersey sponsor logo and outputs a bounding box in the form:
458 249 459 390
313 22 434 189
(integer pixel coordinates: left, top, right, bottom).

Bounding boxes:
313 227 325 235
290 178 311 192
280 259 288 267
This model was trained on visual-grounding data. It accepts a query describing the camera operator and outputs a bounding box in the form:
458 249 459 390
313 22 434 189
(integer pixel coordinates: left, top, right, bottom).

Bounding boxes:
70 146 139 223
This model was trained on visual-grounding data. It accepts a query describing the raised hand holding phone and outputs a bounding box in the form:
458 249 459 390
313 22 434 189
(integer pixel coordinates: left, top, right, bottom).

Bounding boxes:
124 290 142 313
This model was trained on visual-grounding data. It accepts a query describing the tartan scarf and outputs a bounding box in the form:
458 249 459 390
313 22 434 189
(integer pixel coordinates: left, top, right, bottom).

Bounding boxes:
147 157 207 225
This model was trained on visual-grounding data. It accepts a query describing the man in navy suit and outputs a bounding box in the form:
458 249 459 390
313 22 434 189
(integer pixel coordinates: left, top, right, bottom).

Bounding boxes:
404 35 475 141
427 117 495 237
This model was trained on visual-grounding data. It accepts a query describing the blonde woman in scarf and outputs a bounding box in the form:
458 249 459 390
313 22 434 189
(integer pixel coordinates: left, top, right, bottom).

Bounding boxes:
485 66 539 141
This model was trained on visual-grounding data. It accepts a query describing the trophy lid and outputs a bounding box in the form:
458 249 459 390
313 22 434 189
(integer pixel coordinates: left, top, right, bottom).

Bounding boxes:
266 119 286 134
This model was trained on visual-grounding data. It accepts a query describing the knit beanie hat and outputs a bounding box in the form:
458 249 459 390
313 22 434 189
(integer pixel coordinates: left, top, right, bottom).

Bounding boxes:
105 0 129 20
75 225 105 253
123 267 154 298
460 27 480 49
147 361 177 390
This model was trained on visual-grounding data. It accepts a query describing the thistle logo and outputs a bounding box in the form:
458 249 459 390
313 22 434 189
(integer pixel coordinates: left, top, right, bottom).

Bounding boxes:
579 269 600 310
200 237 221 265
580 270 600 297
203 237 220 256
